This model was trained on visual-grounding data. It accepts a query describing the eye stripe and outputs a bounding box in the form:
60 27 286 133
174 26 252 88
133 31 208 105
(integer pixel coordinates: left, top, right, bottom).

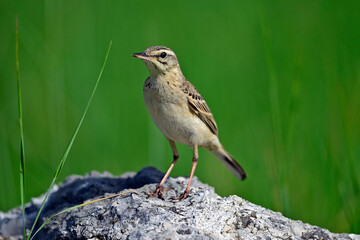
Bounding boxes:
149 53 171 58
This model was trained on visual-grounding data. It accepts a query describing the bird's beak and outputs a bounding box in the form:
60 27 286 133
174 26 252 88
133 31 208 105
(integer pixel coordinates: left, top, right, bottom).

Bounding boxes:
132 52 156 62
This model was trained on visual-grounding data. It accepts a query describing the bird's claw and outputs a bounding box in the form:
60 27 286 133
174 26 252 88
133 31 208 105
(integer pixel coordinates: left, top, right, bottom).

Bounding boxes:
147 186 170 200
172 190 191 201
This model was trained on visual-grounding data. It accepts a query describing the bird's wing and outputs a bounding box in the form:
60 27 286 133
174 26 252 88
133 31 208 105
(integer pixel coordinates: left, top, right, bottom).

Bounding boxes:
181 80 218 136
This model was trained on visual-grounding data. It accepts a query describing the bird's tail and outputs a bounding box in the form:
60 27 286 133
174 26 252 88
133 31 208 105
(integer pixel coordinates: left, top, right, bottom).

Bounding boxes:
210 147 247 180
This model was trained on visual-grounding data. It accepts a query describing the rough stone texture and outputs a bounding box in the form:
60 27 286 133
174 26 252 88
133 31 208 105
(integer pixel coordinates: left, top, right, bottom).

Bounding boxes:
1 167 359 240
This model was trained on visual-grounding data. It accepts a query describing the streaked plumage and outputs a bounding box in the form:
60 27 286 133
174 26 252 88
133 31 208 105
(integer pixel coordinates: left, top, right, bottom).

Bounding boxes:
132 46 246 200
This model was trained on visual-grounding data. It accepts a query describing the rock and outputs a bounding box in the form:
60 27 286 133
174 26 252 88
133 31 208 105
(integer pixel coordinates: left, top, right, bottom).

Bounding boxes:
0 166 359 240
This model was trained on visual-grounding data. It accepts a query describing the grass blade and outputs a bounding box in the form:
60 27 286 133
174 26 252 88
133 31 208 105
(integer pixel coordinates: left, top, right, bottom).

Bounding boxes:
29 189 134 240
15 15 26 240
27 40 112 239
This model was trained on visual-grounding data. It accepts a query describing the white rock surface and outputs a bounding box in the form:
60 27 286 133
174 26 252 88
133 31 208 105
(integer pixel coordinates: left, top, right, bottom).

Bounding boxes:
0 167 358 240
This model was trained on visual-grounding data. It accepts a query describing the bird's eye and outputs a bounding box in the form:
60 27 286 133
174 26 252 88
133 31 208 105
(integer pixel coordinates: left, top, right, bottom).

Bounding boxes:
160 52 167 58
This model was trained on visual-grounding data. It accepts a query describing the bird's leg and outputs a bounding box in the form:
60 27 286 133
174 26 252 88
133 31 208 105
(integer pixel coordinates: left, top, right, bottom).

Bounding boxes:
148 139 179 200
176 145 198 201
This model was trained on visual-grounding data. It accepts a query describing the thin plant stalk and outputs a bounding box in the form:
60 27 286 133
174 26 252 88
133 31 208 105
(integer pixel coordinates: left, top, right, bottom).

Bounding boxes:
30 189 134 240
15 15 26 240
27 40 112 240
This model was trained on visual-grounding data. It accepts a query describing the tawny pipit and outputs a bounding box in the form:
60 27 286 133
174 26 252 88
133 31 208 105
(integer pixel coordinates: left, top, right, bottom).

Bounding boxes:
132 46 246 201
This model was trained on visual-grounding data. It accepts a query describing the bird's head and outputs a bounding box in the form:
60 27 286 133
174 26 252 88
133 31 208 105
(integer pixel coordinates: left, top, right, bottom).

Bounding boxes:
132 46 180 77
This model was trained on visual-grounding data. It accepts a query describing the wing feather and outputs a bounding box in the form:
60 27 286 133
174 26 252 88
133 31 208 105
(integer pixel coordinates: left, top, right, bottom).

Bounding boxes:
181 80 218 135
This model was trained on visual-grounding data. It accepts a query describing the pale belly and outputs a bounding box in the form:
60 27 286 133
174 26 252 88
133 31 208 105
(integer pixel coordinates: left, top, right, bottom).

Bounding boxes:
143 90 215 147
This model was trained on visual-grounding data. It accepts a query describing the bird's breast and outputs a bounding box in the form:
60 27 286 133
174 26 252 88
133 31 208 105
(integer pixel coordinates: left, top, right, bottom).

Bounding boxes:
143 79 187 133
143 78 214 146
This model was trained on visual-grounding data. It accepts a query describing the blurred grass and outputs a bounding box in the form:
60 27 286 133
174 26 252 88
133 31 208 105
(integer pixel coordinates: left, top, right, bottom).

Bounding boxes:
0 0 359 233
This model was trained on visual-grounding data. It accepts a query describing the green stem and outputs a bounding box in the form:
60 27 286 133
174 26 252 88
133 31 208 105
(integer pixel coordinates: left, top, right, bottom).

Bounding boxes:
16 15 26 240
27 40 112 239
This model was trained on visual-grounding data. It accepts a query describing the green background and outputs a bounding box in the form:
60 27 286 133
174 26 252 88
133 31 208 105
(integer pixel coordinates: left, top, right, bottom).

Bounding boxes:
1 0 359 234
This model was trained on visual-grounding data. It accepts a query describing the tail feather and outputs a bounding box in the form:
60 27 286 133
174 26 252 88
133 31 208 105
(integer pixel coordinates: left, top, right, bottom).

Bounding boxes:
211 148 247 180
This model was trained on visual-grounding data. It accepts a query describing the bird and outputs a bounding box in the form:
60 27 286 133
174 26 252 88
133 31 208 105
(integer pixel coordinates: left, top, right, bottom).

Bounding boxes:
132 46 246 201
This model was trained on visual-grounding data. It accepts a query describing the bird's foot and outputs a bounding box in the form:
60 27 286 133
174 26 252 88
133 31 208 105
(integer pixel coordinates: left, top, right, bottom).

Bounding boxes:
147 185 170 200
172 190 191 201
